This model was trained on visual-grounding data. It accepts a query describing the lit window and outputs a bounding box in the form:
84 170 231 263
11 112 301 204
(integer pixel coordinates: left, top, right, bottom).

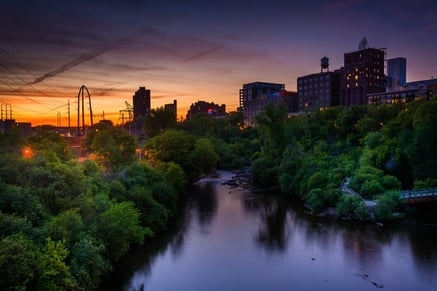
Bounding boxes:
355 75 358 80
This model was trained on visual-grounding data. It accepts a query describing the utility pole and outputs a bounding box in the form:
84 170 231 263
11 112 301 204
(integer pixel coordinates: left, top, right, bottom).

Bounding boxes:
68 100 71 136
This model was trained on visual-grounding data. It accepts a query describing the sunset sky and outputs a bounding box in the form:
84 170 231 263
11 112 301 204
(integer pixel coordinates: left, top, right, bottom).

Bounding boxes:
1 0 436 126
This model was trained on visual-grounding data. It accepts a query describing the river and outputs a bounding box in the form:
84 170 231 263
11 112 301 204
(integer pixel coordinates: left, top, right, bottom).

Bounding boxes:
100 171 437 291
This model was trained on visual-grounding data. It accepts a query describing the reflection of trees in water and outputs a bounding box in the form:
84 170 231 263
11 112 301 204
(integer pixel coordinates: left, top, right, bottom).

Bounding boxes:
250 195 290 253
190 182 218 227
341 224 384 271
407 226 437 275
98 234 169 290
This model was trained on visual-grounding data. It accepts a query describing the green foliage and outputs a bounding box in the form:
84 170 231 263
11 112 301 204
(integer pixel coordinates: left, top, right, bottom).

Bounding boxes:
305 188 340 214
28 160 86 214
254 103 288 159
375 191 406 221
413 178 437 189
0 184 46 226
306 172 328 193
83 121 138 171
188 138 219 180
95 201 145 261
336 195 369 221
360 180 384 198
38 238 76 290
146 129 195 167
251 156 279 187
0 130 185 289
382 175 401 191
144 107 177 137
157 162 187 194
45 210 85 247
70 236 110 290
404 101 437 180
26 128 71 161
0 233 39 290
146 130 221 182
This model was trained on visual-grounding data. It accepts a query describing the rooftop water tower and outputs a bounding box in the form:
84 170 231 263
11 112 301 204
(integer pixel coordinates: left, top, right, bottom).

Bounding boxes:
321 56 329 72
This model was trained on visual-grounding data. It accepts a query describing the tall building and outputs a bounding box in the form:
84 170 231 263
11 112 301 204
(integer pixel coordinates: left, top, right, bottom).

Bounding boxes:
387 57 407 89
297 57 341 112
239 82 286 125
132 86 151 120
340 39 386 106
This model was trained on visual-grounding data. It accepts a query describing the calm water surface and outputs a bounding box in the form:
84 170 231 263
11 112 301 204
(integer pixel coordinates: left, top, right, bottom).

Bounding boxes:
101 171 437 291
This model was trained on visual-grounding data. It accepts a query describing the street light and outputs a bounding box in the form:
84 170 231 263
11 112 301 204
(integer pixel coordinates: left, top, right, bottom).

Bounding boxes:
22 146 33 158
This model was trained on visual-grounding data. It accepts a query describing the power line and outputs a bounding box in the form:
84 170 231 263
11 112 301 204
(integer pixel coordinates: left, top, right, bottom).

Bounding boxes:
0 79 51 109
0 47 67 96
0 63 65 101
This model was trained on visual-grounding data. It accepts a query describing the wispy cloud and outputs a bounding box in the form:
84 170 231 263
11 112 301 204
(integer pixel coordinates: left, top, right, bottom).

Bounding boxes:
28 46 114 85
183 45 224 62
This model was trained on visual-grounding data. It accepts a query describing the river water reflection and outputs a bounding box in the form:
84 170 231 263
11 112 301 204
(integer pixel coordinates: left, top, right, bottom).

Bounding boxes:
101 171 437 291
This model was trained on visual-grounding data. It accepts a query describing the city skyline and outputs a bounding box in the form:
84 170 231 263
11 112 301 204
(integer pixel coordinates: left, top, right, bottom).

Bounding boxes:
1 0 436 126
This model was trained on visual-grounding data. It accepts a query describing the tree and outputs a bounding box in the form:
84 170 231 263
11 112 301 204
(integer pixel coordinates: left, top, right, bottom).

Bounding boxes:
188 138 219 180
84 122 138 171
26 127 71 161
70 236 110 290
94 201 145 261
144 107 177 137
254 103 288 159
336 195 369 221
145 130 195 168
157 161 187 195
0 234 39 290
45 210 85 248
375 191 405 221
405 101 437 180
38 238 76 290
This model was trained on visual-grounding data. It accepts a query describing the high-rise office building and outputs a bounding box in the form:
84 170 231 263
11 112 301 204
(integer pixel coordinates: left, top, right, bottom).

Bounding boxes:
133 86 151 120
387 57 406 89
340 39 386 105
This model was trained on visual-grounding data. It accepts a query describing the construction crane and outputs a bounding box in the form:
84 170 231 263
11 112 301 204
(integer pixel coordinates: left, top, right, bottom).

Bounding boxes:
119 101 133 125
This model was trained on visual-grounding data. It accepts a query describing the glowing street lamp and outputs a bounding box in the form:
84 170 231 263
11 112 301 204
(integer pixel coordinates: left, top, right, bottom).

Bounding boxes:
22 146 33 158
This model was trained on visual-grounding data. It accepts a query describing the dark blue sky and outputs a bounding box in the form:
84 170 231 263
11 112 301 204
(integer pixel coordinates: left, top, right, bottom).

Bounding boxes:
1 0 436 124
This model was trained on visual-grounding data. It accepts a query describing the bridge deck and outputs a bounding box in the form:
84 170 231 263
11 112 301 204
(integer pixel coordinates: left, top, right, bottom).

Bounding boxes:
399 189 437 203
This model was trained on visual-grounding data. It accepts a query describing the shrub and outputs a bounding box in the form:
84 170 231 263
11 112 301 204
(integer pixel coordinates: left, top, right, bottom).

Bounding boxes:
375 191 405 221
336 195 369 221
360 180 384 198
